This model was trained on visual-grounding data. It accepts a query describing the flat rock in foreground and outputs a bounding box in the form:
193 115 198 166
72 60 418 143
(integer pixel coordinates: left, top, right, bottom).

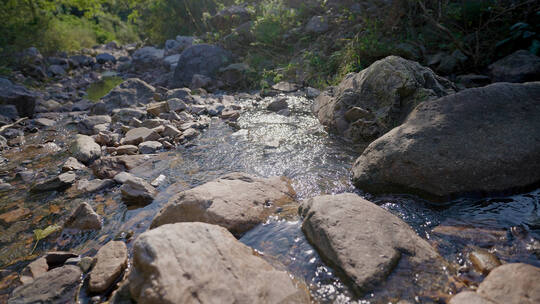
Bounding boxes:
128 222 309 304
151 172 295 235
299 193 442 296
450 263 540 304
8 265 81 304
352 82 540 199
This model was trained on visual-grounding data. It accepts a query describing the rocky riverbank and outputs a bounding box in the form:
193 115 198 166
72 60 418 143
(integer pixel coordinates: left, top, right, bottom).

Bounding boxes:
1 33 539 304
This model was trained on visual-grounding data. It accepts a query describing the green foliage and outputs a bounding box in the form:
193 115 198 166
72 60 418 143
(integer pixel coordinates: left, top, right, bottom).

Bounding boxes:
0 0 139 56
128 0 236 44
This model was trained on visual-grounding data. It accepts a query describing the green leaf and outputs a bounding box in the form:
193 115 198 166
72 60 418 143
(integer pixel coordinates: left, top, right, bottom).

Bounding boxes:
31 224 61 254
34 225 62 241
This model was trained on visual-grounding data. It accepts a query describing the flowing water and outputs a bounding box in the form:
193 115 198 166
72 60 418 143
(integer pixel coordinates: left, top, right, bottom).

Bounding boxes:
0 92 538 303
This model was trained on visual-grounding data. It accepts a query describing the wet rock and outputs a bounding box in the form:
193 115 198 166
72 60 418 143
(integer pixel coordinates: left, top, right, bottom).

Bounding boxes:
64 202 102 230
0 208 30 223
431 226 507 248
146 102 169 117
120 177 156 205
451 263 540 304
489 50 540 83
122 127 160 145
78 115 111 135
267 97 288 112
352 82 540 199
76 179 115 194
91 155 148 179
71 134 101 164
299 193 441 296
171 44 232 88
89 241 128 294
96 53 116 64
19 257 48 285
128 222 309 304
0 77 38 117
8 265 81 304
151 172 295 235
449 291 495 304
468 248 502 275
78 257 95 273
62 157 86 172
306 15 329 33
96 78 155 113
31 172 76 192
314 56 455 145
138 141 162 154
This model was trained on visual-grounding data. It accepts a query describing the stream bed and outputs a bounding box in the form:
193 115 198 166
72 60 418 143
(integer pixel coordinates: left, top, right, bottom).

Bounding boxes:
0 92 538 303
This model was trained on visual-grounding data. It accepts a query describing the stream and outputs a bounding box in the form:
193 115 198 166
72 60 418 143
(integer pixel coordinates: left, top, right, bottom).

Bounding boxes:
0 91 539 303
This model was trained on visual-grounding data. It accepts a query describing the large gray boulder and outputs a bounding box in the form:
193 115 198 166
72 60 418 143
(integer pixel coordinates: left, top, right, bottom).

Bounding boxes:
0 78 38 117
94 78 155 114
450 263 540 304
171 44 232 88
489 50 540 83
299 193 442 296
127 222 309 304
313 56 455 146
352 82 540 199
8 265 82 304
151 172 295 235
